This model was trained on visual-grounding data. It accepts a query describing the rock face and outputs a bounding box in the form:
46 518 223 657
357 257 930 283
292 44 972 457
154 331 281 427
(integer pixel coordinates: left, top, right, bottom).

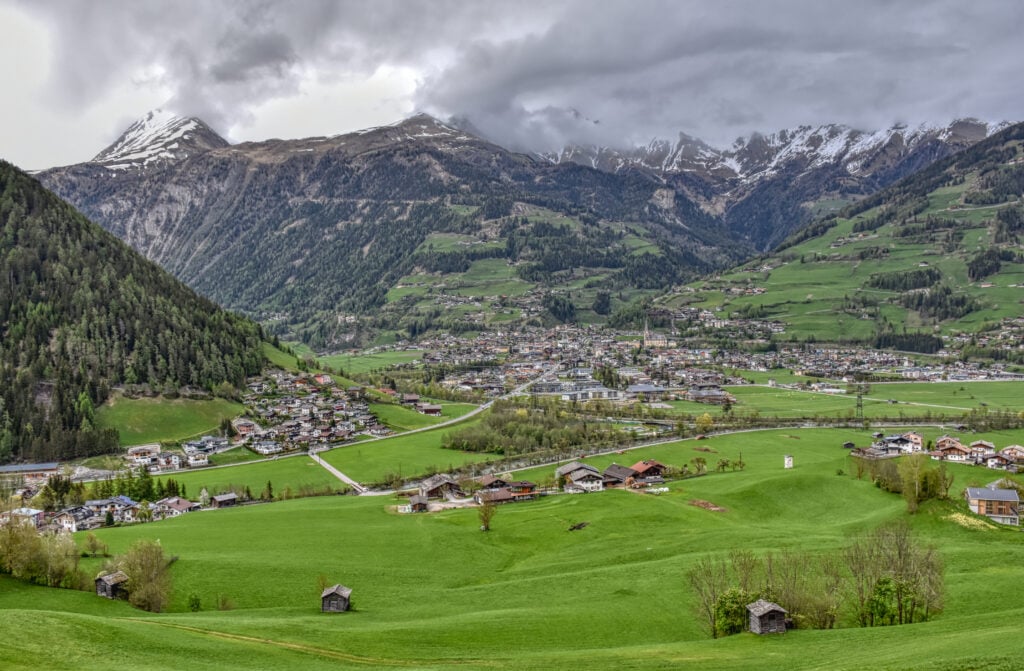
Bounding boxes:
544 119 1009 249
37 111 1005 345
37 113 740 345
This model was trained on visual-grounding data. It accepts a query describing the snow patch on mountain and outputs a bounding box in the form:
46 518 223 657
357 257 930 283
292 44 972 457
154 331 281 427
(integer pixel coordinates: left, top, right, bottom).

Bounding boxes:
544 118 1012 186
92 109 227 170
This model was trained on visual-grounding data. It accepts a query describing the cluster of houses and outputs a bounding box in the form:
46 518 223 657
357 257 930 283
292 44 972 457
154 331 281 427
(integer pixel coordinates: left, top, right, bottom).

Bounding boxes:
405 459 672 512
1 493 204 533
404 473 542 512
0 487 246 534
530 368 734 406
244 372 390 452
555 459 668 493
126 439 227 472
855 431 1024 472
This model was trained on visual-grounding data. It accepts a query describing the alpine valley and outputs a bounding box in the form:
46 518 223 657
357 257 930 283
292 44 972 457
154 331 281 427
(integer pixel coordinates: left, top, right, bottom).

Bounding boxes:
36 110 1012 348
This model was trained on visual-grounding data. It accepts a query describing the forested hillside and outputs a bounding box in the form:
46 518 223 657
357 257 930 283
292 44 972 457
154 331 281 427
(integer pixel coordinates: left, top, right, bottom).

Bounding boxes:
0 162 264 463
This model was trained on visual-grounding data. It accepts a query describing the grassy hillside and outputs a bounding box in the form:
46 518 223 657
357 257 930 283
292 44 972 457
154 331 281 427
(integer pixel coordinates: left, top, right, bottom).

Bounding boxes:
95 395 243 446
4 427 1024 669
664 123 1024 347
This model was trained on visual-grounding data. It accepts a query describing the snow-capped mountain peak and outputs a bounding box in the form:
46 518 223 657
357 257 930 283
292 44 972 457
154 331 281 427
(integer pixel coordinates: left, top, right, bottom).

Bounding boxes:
92 109 228 170
545 118 1011 185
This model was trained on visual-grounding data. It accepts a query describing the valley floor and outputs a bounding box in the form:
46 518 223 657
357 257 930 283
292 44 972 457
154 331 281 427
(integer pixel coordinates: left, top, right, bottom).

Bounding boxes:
4 428 1024 670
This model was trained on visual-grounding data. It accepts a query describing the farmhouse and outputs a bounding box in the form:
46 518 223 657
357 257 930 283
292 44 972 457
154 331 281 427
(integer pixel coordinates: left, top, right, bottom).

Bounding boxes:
419 474 463 499
95 571 129 599
965 487 1019 526
630 460 667 479
602 463 637 486
321 584 352 612
156 496 200 517
747 599 787 634
478 474 509 490
932 442 971 462
54 506 96 533
555 462 604 493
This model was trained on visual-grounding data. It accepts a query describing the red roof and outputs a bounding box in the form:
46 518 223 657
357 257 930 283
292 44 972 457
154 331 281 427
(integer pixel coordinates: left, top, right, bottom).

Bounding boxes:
630 460 666 475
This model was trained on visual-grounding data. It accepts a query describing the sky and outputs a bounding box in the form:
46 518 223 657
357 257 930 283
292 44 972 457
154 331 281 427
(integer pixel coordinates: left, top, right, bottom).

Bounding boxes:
1 0 1021 170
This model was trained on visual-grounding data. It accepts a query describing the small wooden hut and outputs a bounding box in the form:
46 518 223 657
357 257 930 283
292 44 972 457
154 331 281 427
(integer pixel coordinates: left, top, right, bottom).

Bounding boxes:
747 599 787 634
408 494 428 513
321 584 352 612
95 571 129 599
210 492 238 509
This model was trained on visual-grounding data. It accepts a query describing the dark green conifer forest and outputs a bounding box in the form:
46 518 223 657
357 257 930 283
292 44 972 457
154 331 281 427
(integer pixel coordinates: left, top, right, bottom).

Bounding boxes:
0 162 264 463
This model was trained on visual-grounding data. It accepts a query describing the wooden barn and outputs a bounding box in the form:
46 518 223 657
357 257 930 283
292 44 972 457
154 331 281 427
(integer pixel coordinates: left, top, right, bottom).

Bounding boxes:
321 584 352 612
95 571 129 599
747 599 787 634
210 493 238 509
408 494 429 513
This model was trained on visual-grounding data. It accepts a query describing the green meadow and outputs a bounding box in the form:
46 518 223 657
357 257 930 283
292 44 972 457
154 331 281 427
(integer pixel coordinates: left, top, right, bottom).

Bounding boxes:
318 349 426 375
678 161 1024 342
153 455 342 497
95 395 243 446
369 402 477 432
5 427 1024 669
662 380 1024 420
319 418 488 484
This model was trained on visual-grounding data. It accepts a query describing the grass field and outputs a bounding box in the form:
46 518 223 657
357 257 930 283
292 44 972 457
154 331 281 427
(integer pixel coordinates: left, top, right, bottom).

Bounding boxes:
262 342 302 372
369 402 477 432
319 418 487 484
95 395 244 446
318 349 426 375
153 455 342 497
6 427 1024 669
659 380 1024 421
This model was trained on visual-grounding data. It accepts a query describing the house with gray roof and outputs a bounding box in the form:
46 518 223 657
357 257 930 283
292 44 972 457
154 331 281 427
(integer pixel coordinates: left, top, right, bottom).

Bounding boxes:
965 487 1019 526
555 462 603 493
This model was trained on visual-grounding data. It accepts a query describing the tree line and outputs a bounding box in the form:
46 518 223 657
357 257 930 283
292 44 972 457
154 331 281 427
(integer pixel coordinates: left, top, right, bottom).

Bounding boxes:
0 523 173 613
689 523 943 637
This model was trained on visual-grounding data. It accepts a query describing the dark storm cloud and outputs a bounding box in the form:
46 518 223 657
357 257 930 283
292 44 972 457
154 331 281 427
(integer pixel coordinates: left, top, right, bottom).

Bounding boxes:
16 0 1024 152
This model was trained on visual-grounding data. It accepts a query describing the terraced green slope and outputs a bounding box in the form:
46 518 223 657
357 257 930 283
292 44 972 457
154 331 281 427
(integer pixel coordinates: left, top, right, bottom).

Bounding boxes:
665 123 1024 348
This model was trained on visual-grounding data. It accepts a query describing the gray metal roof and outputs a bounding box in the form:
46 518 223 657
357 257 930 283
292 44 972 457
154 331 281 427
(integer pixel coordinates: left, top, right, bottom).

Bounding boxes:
967 487 1019 502
0 462 59 473
603 464 637 481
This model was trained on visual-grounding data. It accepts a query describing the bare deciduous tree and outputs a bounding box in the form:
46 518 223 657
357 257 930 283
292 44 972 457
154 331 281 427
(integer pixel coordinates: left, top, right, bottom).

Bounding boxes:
688 556 729 637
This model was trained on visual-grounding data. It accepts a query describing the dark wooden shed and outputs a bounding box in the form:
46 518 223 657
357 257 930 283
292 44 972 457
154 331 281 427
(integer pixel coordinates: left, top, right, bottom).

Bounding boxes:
95 570 129 599
211 492 238 509
747 599 787 634
408 494 428 512
321 584 352 612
